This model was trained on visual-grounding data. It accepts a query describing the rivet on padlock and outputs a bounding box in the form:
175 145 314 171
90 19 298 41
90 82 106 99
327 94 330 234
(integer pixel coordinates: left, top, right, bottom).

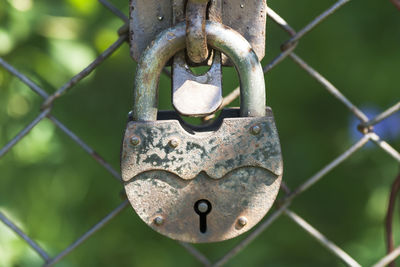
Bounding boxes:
121 21 283 243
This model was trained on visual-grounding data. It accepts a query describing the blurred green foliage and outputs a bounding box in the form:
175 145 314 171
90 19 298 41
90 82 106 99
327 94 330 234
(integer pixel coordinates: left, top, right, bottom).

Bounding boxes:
0 0 399 266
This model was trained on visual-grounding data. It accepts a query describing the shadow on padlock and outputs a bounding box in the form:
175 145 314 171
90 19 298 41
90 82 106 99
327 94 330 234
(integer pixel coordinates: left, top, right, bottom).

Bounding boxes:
121 21 283 243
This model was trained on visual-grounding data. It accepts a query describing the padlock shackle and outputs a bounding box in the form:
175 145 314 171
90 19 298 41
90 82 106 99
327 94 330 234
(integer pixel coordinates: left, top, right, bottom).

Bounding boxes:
133 21 266 121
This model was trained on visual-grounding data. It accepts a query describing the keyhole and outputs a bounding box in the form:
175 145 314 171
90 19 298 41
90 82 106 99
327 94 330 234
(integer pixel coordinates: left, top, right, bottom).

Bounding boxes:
194 199 212 233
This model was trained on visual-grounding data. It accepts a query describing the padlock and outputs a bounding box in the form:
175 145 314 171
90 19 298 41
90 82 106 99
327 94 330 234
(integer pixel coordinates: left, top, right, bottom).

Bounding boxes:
121 21 283 243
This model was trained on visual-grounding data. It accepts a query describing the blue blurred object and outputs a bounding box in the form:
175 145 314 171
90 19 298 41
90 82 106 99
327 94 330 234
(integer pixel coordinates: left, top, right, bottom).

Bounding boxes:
349 105 400 145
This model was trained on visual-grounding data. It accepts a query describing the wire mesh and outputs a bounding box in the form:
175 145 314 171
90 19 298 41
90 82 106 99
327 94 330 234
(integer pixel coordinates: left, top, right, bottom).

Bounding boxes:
0 0 399 266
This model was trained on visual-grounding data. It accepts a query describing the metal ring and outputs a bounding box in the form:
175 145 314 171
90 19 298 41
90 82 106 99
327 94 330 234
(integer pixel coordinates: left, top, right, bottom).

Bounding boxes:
133 21 266 121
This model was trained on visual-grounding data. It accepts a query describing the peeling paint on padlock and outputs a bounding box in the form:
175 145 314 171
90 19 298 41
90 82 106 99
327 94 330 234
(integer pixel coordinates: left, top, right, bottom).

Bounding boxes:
121 109 282 181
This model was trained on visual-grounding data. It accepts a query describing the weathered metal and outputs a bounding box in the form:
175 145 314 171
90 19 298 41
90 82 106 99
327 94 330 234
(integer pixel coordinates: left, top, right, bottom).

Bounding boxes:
172 51 222 116
129 0 266 65
122 109 283 243
122 109 282 180
133 21 266 121
172 0 223 117
221 0 266 64
186 0 209 63
123 19 281 243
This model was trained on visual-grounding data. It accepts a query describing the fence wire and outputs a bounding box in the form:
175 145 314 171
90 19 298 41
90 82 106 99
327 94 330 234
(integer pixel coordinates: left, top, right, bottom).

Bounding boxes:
1 0 400 266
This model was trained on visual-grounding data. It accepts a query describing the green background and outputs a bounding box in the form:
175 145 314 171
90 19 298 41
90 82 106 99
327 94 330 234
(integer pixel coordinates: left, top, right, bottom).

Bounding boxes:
0 0 399 266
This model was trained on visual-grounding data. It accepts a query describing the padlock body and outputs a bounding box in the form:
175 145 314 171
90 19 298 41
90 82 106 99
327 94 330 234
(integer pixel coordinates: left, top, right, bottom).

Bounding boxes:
121 108 283 243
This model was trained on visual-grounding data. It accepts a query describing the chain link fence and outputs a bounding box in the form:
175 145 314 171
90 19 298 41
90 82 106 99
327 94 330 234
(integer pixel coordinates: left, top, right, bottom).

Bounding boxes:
1 0 400 266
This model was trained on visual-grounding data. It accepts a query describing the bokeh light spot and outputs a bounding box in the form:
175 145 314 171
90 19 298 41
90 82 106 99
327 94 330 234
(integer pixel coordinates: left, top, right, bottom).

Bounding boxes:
365 186 388 221
6 94 30 118
13 119 57 163
67 0 98 15
0 29 13 55
50 40 96 75
94 29 117 52
8 0 32 12
37 16 83 40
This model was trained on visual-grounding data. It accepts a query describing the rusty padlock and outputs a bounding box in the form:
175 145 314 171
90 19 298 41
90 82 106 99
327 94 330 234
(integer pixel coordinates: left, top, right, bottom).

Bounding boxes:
121 21 283 243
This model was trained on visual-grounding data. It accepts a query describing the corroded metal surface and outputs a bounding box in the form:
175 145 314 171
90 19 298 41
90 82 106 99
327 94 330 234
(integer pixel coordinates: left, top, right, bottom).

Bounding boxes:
172 51 222 117
124 168 281 243
122 109 282 181
133 21 266 121
122 109 283 243
186 0 209 63
125 8 279 244
129 0 172 62
221 0 266 64
172 0 223 117
129 0 266 65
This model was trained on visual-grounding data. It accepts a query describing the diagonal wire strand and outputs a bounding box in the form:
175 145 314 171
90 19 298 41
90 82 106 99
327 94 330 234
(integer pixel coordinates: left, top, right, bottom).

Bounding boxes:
289 53 369 122
369 132 400 162
287 134 370 200
364 101 400 127
213 203 290 267
179 242 211 266
48 116 122 181
282 0 351 49
0 59 122 182
0 2 128 266
44 201 129 267
41 34 128 109
372 246 400 267
267 4 369 125
279 183 360 266
267 7 296 35
285 209 361 267
214 0 354 113
98 0 128 22
0 57 48 101
0 57 49 98
0 108 51 159
0 212 50 261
